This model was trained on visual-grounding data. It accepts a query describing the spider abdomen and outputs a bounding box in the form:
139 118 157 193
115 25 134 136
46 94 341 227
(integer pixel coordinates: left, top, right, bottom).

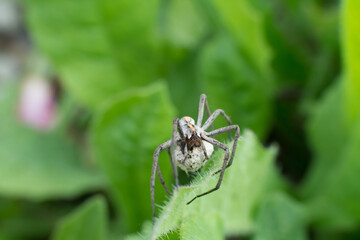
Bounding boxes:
175 140 214 173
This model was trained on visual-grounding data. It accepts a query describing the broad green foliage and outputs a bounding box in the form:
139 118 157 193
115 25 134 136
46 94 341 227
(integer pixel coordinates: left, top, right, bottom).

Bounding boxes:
302 82 347 196
26 0 160 108
0 198 75 240
0 234 19 240
253 0 340 108
343 0 360 123
199 35 272 138
164 0 209 50
7 0 360 239
148 130 284 239
321 116 360 225
303 83 360 229
99 0 160 80
213 0 272 78
301 0 360 231
25 0 274 138
305 126 360 229
254 193 307 240
196 0 273 139
165 57 203 118
52 196 108 240
0 85 103 200
162 0 210 118
91 82 175 233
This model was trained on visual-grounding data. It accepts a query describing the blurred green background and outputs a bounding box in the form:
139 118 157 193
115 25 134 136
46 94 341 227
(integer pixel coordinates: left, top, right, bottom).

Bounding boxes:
1 0 360 239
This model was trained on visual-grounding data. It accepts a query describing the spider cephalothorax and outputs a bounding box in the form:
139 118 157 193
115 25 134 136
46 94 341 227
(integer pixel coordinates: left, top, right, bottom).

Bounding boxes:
151 94 240 223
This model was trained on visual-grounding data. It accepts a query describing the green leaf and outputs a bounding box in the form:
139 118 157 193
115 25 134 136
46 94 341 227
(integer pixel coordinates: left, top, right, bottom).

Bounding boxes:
301 82 347 196
197 0 273 139
0 84 103 200
301 0 360 230
253 193 307 240
322 115 360 224
212 0 272 78
99 0 160 83
302 81 360 230
91 82 176 233
0 197 75 239
166 56 202 118
149 130 282 239
51 196 108 240
161 0 211 118
164 0 209 50
253 0 314 87
0 234 19 240
198 35 272 138
343 0 360 123
180 212 224 240
26 0 160 108
305 115 360 230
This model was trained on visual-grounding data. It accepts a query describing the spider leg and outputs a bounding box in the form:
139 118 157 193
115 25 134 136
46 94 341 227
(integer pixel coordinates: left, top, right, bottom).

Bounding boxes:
167 148 179 187
186 136 229 205
171 118 180 188
201 109 232 139
207 125 240 173
202 109 232 130
151 140 171 224
196 94 213 130
200 140 209 159
157 164 171 196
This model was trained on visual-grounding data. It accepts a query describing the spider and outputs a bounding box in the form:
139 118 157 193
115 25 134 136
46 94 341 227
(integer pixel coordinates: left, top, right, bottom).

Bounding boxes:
150 94 240 222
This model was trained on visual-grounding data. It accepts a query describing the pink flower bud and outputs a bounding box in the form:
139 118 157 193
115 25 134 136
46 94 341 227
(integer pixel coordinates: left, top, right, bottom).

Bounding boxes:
18 76 56 130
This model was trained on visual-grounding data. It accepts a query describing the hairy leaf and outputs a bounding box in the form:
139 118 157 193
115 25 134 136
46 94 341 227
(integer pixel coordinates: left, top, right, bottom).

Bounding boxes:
91 82 176 233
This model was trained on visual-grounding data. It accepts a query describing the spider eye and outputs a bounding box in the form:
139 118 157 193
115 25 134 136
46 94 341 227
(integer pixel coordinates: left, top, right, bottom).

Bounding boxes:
181 116 195 125
183 116 191 122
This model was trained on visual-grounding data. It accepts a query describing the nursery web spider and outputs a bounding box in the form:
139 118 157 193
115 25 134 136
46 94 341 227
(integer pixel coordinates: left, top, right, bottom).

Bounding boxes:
150 94 240 223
